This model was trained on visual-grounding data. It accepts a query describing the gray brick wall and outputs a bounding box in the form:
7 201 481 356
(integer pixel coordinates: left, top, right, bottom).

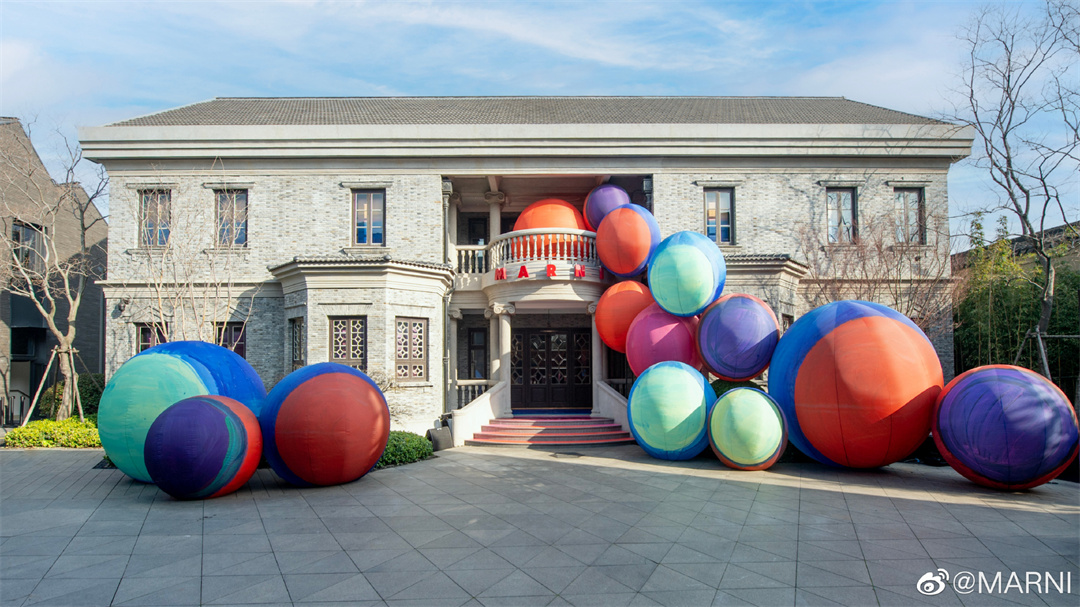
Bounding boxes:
105 169 449 434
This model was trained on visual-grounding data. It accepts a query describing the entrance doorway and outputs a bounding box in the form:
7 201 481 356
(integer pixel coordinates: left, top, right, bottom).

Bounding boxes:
510 329 592 410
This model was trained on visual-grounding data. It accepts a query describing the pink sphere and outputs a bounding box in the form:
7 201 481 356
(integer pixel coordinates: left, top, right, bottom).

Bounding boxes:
625 303 702 376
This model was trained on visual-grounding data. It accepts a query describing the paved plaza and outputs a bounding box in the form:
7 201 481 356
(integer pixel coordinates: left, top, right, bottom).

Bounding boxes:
0 445 1077 607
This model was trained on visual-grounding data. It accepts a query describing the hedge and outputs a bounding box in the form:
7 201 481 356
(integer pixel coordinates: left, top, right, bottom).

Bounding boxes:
37 373 106 419
375 431 433 469
5 417 101 448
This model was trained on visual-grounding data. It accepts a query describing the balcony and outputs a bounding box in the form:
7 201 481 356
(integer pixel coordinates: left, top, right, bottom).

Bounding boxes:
454 228 608 293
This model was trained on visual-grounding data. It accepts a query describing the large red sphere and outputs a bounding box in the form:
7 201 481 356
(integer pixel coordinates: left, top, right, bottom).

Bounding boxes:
261 363 390 486
595 281 653 353
769 301 943 468
625 303 702 376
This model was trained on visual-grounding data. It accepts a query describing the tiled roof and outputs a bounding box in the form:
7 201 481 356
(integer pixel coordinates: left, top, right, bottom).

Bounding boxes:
269 254 453 273
726 253 804 264
110 97 945 127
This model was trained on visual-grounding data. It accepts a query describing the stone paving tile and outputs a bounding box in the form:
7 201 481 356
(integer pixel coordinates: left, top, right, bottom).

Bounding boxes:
112 576 201 606
1 447 1078 606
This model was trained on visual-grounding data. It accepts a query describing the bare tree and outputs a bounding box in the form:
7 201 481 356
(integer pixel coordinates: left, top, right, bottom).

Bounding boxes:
947 0 1079 376
1 120 108 421
797 211 956 341
108 160 258 354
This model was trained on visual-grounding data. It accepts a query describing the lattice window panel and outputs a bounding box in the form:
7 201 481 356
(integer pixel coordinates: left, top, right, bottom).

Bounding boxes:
574 333 591 384
395 317 427 381
511 334 524 385
290 318 306 371
329 316 367 371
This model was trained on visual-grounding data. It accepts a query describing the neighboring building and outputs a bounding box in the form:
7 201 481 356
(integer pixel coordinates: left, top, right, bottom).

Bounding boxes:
79 97 973 439
952 221 1080 274
1 118 108 424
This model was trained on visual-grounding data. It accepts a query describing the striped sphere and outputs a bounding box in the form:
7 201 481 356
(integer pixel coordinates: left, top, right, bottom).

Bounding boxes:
708 388 787 471
584 183 631 231
697 293 780 381
261 363 390 487
628 361 716 460
647 231 726 317
933 365 1079 490
596 204 660 278
768 301 943 468
98 341 267 483
144 396 263 500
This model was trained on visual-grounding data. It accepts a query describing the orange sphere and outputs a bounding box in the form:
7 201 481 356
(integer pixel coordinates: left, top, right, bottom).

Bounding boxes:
595 281 653 353
513 199 587 231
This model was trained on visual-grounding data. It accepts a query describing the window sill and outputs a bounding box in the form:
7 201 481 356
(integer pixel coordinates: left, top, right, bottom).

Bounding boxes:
395 381 434 388
344 246 391 257
887 243 933 251
203 247 251 255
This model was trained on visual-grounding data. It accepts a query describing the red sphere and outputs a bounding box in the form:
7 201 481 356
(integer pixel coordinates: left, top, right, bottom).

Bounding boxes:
595 281 653 353
513 199 587 231
262 363 390 487
794 315 942 468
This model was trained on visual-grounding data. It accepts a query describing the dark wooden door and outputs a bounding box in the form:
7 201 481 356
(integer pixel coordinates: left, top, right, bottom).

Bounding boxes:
510 329 592 409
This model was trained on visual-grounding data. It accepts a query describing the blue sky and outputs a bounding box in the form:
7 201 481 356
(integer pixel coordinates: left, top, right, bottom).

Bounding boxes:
0 0 1062 239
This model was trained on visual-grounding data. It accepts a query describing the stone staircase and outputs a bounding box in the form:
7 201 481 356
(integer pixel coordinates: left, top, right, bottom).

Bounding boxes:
464 415 636 447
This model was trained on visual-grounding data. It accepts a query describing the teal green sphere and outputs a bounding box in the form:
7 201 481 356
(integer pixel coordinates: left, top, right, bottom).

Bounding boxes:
627 361 716 460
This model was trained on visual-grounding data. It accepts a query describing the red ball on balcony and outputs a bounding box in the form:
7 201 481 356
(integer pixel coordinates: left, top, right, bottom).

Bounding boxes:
513 199 587 231
510 199 588 259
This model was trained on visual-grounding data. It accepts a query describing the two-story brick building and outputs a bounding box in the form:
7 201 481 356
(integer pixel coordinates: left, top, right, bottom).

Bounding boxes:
79 97 973 440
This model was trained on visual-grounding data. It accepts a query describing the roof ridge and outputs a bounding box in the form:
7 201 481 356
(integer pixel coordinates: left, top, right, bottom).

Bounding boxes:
211 95 849 100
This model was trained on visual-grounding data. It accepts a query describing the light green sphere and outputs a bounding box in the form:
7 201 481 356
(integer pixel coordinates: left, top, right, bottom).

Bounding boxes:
708 388 787 470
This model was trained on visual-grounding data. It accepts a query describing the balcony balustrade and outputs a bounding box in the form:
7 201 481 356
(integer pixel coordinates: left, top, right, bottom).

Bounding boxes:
454 228 604 291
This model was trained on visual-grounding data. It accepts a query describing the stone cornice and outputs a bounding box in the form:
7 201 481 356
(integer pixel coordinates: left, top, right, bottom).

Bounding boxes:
80 123 975 163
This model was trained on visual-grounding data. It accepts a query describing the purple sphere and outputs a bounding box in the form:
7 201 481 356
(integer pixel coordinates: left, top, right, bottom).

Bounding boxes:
697 294 780 381
933 365 1079 490
584 184 631 231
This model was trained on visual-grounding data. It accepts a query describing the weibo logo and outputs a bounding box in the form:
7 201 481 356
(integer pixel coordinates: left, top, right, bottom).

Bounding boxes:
917 569 949 596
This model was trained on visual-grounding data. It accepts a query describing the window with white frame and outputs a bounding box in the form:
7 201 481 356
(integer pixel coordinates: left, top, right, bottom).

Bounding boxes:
139 189 171 247
395 317 427 381
705 189 735 245
216 189 248 247
894 188 926 245
826 188 858 244
353 190 385 246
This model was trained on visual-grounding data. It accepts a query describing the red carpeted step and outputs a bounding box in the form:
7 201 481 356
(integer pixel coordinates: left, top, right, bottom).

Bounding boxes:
466 415 637 448
479 424 624 434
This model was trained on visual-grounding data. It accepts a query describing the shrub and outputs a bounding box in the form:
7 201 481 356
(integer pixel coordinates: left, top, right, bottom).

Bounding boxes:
375 431 433 469
5 417 101 448
710 378 761 397
37 373 106 419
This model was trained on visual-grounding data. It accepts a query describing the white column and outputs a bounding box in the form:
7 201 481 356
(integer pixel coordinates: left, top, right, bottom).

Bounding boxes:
588 302 603 413
485 191 505 241
486 306 500 382
496 303 515 385
448 308 462 400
